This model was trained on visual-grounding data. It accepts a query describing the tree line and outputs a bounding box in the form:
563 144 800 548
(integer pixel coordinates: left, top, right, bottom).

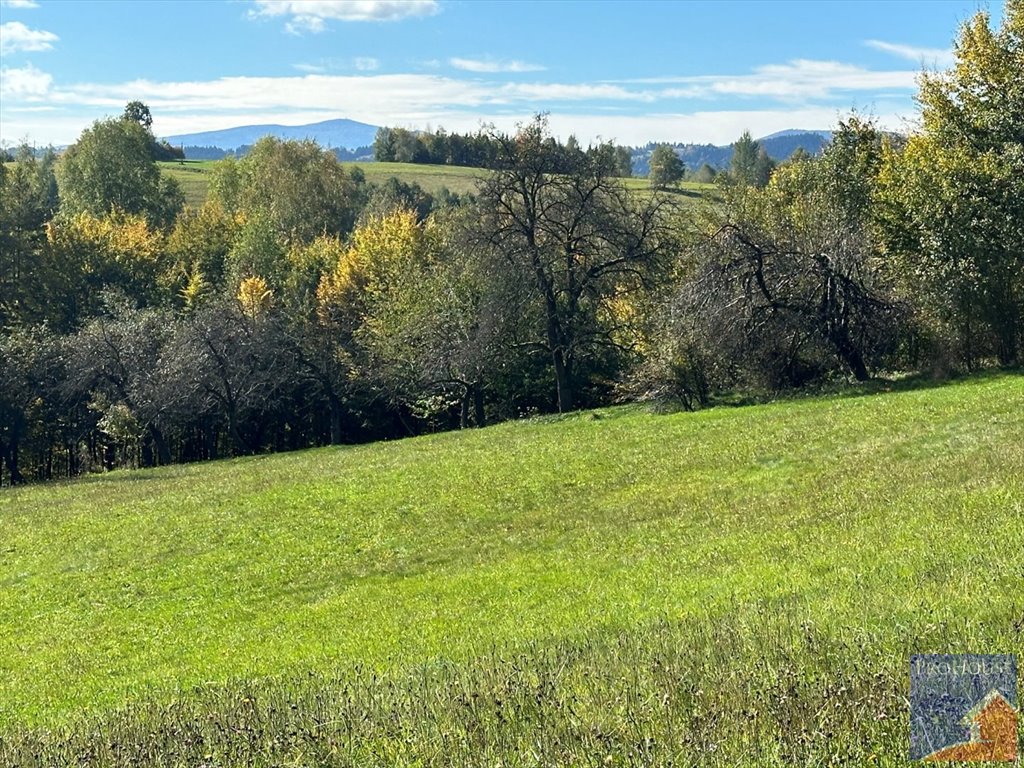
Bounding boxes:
1 4 1021 485
373 125 634 177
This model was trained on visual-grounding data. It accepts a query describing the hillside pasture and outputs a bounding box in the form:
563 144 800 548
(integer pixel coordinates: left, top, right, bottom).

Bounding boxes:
1 373 1022 764
157 158 713 208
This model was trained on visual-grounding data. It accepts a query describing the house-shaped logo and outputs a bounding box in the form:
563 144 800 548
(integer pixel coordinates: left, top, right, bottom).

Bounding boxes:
910 653 1018 762
924 689 1018 762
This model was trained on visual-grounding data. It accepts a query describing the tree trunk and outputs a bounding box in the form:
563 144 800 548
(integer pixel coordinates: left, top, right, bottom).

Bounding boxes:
830 335 869 382
459 386 471 429
473 382 486 428
150 424 171 465
10 443 23 485
328 394 343 445
994 312 1018 366
552 348 574 412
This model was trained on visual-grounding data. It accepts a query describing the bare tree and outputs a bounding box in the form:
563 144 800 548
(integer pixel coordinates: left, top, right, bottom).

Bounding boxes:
475 115 676 411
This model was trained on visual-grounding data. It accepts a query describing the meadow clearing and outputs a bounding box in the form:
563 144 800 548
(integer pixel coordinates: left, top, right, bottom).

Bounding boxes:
1 373 1021 765
156 159 712 208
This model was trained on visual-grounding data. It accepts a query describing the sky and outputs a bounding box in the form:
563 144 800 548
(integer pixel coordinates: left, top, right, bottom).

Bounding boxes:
0 0 1005 148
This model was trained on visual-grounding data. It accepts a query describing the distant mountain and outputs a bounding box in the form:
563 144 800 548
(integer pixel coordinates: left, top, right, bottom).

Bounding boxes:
759 129 832 141
164 118 379 153
632 129 832 176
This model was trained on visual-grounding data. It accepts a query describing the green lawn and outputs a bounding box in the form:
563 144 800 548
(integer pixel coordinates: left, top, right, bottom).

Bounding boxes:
343 160 485 195
2 374 1022 764
156 159 713 207
157 160 218 208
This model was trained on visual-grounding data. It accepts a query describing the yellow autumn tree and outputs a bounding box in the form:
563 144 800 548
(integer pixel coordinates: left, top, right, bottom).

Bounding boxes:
315 207 429 329
44 210 166 325
237 275 273 321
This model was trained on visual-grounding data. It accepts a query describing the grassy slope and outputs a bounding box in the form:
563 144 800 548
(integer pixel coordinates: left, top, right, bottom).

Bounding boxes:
158 159 710 207
157 160 218 208
1 374 1022 736
342 160 484 195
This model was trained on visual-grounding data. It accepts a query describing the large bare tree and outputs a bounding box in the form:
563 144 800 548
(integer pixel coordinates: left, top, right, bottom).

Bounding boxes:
475 115 675 412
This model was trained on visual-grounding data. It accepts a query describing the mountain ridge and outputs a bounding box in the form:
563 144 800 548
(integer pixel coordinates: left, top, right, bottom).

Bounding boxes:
164 118 379 151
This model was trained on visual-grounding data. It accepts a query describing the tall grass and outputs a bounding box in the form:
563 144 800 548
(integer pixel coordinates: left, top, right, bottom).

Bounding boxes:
5 610 989 767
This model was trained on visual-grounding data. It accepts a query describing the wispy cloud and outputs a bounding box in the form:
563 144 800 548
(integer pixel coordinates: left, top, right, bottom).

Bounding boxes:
0 21 58 55
449 57 545 73
293 57 380 73
864 39 954 67
0 0 41 8
293 62 328 74
0 55 921 146
613 59 917 101
0 63 52 97
251 0 438 33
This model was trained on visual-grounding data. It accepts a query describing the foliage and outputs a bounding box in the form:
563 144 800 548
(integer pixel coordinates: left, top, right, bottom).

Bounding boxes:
163 199 242 306
475 115 677 411
374 125 634 177
210 137 365 243
730 130 775 187
655 119 901 393
42 210 168 328
647 144 685 189
875 2 1024 367
122 100 153 130
56 117 183 227
0 145 59 328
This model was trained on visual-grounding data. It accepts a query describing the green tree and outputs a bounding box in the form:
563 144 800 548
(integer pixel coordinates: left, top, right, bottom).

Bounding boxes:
730 131 773 187
122 100 153 130
210 137 364 243
0 144 59 328
876 1 1024 366
677 118 899 387
56 118 183 227
648 144 684 189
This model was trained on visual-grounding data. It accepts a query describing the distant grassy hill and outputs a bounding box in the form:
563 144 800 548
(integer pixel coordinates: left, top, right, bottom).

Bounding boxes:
2 374 1022 764
158 159 711 209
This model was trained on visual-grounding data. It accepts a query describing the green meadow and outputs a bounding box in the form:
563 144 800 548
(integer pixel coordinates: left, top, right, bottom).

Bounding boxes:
157 159 710 208
1 373 1022 764
157 160 219 208
342 160 485 195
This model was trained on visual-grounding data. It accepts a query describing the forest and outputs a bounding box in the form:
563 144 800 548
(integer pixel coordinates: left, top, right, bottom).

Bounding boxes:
0 6 1021 485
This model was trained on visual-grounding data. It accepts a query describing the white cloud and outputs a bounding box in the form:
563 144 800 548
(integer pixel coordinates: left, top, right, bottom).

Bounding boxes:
285 15 326 34
450 57 545 73
0 57 920 146
0 63 52 97
354 56 379 71
616 59 917 101
0 21 58 55
0 0 41 8
25 72 657 116
864 40 954 68
502 81 653 102
293 62 328 74
252 0 438 32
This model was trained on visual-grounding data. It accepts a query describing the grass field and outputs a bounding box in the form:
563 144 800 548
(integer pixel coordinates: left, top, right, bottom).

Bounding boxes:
1 374 1022 765
342 160 485 196
157 160 218 208
157 159 711 209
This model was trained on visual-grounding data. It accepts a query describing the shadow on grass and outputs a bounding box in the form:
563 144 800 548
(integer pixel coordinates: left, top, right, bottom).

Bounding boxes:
654 366 1023 415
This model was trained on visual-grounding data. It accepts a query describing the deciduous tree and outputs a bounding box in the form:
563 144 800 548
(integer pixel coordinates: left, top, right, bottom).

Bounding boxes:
475 115 675 411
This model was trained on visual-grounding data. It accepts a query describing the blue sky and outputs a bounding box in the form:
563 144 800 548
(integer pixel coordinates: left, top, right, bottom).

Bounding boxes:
0 0 1004 148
